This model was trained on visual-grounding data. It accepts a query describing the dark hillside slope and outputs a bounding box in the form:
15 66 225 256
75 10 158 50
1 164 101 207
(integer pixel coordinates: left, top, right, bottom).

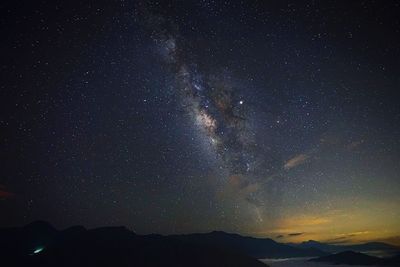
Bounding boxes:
0 222 266 267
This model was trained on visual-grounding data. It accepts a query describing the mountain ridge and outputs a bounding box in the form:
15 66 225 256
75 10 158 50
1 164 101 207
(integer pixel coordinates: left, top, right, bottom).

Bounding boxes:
310 250 400 266
0 221 266 267
170 230 327 258
2 221 399 266
291 238 400 256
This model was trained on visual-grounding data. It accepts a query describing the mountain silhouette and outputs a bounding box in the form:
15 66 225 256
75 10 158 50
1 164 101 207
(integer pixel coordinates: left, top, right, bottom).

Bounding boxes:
0 221 267 267
294 239 399 256
3 221 399 266
170 230 327 258
310 250 400 266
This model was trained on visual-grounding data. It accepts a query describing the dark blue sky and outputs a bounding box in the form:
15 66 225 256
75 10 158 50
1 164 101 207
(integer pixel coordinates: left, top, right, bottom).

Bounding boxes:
1 0 399 244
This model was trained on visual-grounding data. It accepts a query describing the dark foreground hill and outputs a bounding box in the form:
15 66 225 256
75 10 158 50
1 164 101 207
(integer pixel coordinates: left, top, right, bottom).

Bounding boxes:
0 221 267 267
171 231 327 258
310 251 400 266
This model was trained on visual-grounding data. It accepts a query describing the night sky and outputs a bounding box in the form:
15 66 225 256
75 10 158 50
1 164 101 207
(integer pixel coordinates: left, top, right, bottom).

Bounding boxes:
1 1 400 245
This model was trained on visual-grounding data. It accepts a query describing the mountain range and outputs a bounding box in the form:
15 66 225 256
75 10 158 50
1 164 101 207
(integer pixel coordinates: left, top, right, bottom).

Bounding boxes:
1 221 399 266
310 251 400 266
171 231 327 258
0 221 266 267
292 239 399 256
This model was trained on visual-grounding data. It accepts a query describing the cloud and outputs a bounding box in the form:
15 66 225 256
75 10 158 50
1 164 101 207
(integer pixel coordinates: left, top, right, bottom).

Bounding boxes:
0 185 14 199
288 232 304 236
217 175 263 207
271 215 331 234
284 154 309 170
331 235 356 240
228 175 260 195
324 231 371 244
228 175 259 193
273 233 305 239
325 235 355 244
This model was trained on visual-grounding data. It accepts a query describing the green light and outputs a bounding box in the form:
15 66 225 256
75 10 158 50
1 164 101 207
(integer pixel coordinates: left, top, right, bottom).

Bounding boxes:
33 247 44 254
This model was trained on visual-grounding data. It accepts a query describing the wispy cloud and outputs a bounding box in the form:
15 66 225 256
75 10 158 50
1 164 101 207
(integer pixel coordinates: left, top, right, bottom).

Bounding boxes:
325 235 355 244
275 233 305 239
324 231 371 244
288 232 304 236
218 175 261 206
284 154 309 170
266 215 331 238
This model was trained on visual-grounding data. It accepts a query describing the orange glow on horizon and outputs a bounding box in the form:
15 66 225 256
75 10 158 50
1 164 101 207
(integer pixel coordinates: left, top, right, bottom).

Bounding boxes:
251 197 400 246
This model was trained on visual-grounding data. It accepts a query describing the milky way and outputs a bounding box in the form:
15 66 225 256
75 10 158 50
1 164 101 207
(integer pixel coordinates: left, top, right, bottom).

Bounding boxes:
3 0 400 243
150 17 278 193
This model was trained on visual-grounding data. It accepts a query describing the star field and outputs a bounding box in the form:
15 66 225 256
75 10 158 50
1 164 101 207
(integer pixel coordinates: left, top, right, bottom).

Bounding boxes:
1 1 400 245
